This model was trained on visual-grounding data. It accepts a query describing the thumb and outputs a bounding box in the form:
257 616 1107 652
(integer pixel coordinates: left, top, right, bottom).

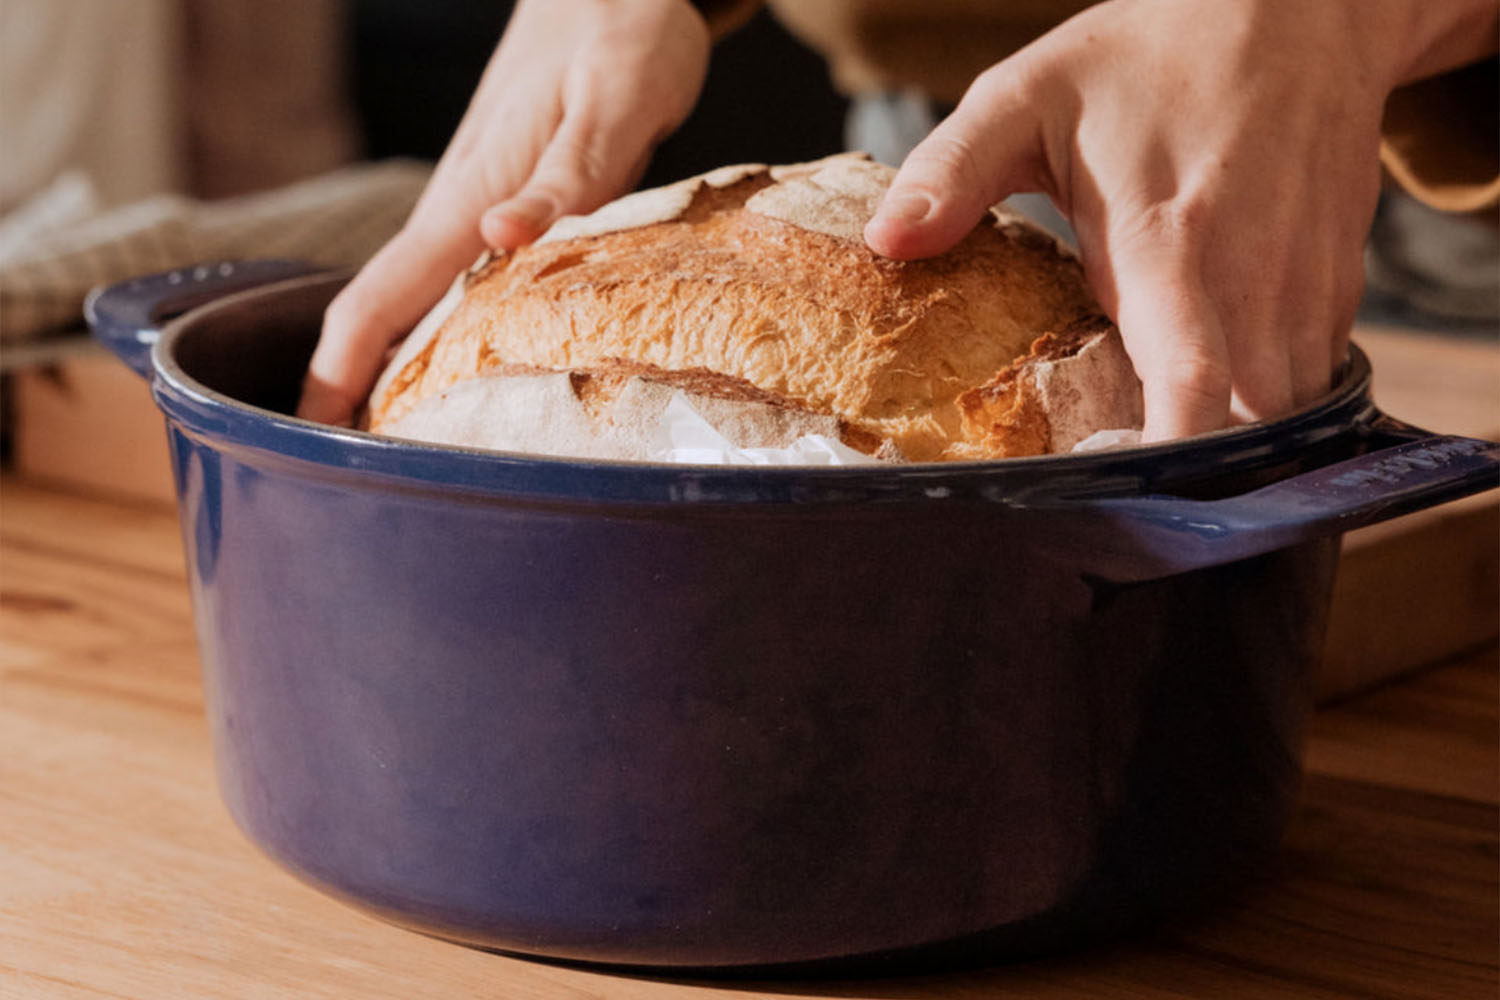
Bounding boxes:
865 69 1043 260
480 106 659 249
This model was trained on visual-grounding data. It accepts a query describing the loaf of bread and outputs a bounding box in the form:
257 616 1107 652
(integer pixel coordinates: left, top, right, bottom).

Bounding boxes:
367 153 1143 462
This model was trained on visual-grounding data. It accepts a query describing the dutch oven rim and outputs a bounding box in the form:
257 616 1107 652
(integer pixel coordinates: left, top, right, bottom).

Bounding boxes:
110 264 1388 507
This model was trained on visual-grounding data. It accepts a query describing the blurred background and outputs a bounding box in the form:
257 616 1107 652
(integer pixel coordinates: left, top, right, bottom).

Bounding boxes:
0 0 848 214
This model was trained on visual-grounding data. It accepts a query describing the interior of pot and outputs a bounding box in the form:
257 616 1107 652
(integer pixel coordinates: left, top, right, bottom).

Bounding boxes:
165 272 341 419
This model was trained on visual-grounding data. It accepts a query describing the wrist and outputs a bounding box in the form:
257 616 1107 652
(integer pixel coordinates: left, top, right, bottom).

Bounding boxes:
1365 0 1499 89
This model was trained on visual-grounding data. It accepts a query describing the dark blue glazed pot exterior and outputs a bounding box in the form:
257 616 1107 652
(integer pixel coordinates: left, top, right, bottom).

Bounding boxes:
88 264 1499 971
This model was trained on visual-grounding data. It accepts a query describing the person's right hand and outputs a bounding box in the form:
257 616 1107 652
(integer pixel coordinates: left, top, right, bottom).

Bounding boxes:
298 0 711 426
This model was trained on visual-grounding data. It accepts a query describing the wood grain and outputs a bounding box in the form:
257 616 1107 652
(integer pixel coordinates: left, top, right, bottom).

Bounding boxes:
1353 326 1500 442
1 476 1496 1000
1317 326 1500 700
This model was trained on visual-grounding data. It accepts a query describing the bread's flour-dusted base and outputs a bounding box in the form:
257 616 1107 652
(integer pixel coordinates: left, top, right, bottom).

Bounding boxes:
367 153 1144 463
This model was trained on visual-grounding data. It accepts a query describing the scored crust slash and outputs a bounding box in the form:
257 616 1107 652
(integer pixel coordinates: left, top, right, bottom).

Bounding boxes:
365 153 1144 463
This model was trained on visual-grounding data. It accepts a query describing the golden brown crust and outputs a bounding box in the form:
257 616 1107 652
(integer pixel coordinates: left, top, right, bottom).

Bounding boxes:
482 359 804 409
368 155 1141 461
955 316 1106 459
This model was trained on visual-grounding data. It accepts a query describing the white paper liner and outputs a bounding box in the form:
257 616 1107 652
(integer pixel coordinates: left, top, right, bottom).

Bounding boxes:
1070 428 1142 453
649 392 880 466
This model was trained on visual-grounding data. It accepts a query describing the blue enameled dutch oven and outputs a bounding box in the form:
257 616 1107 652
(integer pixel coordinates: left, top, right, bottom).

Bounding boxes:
87 260 1498 974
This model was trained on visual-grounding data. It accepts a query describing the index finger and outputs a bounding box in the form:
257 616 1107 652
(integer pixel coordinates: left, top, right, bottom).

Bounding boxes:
297 210 487 426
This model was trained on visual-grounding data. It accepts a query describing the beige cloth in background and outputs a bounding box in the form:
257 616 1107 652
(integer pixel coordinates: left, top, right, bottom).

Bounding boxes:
0 162 428 351
0 0 371 352
0 0 356 213
0 0 182 214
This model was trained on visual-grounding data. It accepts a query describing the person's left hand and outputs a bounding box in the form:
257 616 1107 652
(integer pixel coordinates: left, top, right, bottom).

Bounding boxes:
864 0 1486 442
298 0 710 427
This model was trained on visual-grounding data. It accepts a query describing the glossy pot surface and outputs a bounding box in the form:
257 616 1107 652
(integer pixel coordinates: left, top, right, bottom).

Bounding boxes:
88 262 1499 972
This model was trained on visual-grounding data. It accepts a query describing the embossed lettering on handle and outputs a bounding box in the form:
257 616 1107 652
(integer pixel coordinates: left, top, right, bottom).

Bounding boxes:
1072 433 1500 582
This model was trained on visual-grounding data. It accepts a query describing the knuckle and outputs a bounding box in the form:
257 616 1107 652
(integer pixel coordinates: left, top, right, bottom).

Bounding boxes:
476 152 522 209
1137 196 1212 247
598 53 677 114
1241 378 1295 418
972 58 1039 111
968 63 1013 104
471 142 537 211
569 137 612 189
907 132 985 198
536 132 612 204
1160 351 1233 410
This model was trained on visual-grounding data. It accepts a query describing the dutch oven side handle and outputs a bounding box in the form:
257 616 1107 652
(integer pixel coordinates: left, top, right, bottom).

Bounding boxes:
85 260 316 378
1068 422 1500 583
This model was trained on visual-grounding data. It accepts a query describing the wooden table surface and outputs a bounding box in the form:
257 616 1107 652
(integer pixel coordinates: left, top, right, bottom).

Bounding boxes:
1 476 1496 1000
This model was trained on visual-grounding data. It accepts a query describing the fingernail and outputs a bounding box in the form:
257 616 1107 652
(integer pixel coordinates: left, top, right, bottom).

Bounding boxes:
878 191 934 226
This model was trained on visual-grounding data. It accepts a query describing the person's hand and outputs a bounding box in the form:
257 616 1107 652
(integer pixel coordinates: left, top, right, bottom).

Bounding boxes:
298 0 710 425
864 0 1496 441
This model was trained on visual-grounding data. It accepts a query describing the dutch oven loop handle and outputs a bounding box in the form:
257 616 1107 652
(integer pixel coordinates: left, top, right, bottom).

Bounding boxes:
1067 418 1500 583
85 259 316 378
